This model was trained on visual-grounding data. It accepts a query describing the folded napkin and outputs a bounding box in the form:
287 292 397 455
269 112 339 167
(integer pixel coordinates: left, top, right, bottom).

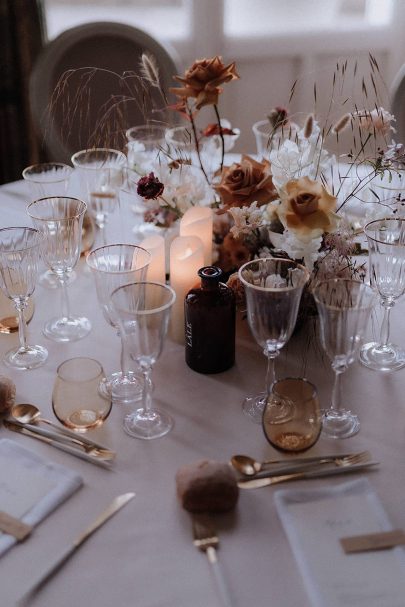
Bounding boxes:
0 438 83 557
274 478 405 607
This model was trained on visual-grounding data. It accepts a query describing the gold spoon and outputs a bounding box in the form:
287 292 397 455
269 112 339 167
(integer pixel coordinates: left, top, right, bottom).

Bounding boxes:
11 404 115 459
230 452 359 476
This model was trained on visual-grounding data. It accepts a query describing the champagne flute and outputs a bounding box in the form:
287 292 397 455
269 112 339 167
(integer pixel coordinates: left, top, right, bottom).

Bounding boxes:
360 218 405 371
27 196 91 342
111 281 176 439
0 227 48 369
71 148 126 245
238 258 309 423
313 278 377 439
86 244 151 402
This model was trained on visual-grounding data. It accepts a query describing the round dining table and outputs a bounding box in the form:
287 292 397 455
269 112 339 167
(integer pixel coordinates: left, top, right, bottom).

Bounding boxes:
0 176 405 607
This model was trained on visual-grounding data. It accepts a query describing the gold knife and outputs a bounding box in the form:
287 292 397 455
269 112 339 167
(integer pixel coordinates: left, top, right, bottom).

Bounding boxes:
18 493 135 605
237 462 380 489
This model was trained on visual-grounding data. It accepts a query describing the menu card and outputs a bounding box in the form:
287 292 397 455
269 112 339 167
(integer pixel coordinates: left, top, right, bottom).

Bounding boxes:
0 438 83 557
274 478 405 607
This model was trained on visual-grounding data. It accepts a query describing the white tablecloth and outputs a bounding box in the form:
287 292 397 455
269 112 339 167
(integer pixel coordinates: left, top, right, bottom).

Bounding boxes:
1 178 405 607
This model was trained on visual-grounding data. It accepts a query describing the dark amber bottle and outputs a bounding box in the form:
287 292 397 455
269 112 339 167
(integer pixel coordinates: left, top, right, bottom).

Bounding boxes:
185 266 235 374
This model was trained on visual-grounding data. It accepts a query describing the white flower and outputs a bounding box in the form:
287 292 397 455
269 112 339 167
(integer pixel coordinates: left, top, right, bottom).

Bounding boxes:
269 121 334 191
126 141 159 173
229 202 263 238
151 161 213 216
269 229 322 271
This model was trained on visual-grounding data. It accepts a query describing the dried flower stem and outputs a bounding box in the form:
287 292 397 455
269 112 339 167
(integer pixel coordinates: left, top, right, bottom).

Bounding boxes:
213 104 225 173
186 103 210 184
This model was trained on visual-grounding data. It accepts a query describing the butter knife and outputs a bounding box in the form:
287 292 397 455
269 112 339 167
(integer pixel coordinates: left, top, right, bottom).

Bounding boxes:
4 421 113 468
237 461 380 489
18 493 135 605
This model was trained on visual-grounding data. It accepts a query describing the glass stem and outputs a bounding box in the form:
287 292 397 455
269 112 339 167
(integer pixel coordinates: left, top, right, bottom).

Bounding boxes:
265 350 279 399
141 367 153 416
15 299 28 352
330 369 343 413
118 331 130 378
379 300 393 348
59 274 71 320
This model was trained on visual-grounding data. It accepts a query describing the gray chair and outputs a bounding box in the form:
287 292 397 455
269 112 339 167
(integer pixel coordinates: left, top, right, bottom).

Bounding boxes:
29 21 180 162
391 63 405 144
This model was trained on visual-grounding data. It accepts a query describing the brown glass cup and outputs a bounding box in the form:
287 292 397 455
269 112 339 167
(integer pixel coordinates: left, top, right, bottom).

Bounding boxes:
262 377 322 452
52 357 112 432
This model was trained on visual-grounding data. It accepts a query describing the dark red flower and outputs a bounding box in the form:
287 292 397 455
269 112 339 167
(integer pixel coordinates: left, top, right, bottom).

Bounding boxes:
137 172 164 200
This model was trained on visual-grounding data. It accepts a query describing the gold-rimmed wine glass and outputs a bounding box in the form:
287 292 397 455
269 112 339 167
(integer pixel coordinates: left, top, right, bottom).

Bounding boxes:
27 196 91 342
238 257 309 423
360 218 405 371
0 227 48 369
111 281 176 439
314 278 377 438
86 243 151 402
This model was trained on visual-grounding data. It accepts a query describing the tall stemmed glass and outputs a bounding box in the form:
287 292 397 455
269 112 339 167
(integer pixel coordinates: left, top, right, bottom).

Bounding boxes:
22 162 74 289
111 281 176 439
238 258 309 423
86 244 151 402
0 227 48 369
313 278 377 439
360 218 405 371
27 197 91 342
71 148 126 245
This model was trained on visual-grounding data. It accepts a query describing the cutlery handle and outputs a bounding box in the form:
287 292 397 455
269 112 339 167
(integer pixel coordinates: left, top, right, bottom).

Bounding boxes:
41 418 111 451
18 545 77 605
206 547 233 607
6 423 112 468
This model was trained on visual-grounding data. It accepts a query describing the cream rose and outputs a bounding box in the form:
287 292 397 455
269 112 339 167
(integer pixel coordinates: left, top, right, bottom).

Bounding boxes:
276 176 338 240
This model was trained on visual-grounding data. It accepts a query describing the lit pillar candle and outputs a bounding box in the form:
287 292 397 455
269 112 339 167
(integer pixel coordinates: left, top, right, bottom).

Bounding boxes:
180 207 213 266
140 234 166 284
169 235 204 343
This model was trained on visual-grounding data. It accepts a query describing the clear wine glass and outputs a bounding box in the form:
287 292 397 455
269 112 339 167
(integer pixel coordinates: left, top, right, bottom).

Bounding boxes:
27 196 91 342
313 278 377 439
360 218 405 371
71 148 126 245
22 162 74 289
125 124 167 174
111 281 176 439
0 227 48 369
86 244 151 402
238 258 309 423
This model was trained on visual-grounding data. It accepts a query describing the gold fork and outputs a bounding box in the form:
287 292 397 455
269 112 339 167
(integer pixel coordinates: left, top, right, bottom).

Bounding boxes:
192 515 233 607
251 450 371 481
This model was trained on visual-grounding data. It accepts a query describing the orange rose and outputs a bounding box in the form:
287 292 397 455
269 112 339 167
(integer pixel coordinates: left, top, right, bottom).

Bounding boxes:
170 56 239 110
276 176 338 239
214 155 277 212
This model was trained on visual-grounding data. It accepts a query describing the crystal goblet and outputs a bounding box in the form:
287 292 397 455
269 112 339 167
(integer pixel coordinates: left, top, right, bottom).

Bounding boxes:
86 244 151 402
238 258 309 423
313 278 377 439
22 162 74 289
27 196 91 342
0 227 48 369
125 124 167 174
111 281 176 439
71 148 126 245
360 218 405 371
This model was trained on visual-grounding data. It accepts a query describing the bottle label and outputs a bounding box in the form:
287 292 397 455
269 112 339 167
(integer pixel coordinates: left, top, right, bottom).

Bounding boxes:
185 320 192 348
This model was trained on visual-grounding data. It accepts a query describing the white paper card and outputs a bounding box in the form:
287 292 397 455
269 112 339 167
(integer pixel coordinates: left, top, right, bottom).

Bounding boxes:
275 479 405 607
0 439 83 557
